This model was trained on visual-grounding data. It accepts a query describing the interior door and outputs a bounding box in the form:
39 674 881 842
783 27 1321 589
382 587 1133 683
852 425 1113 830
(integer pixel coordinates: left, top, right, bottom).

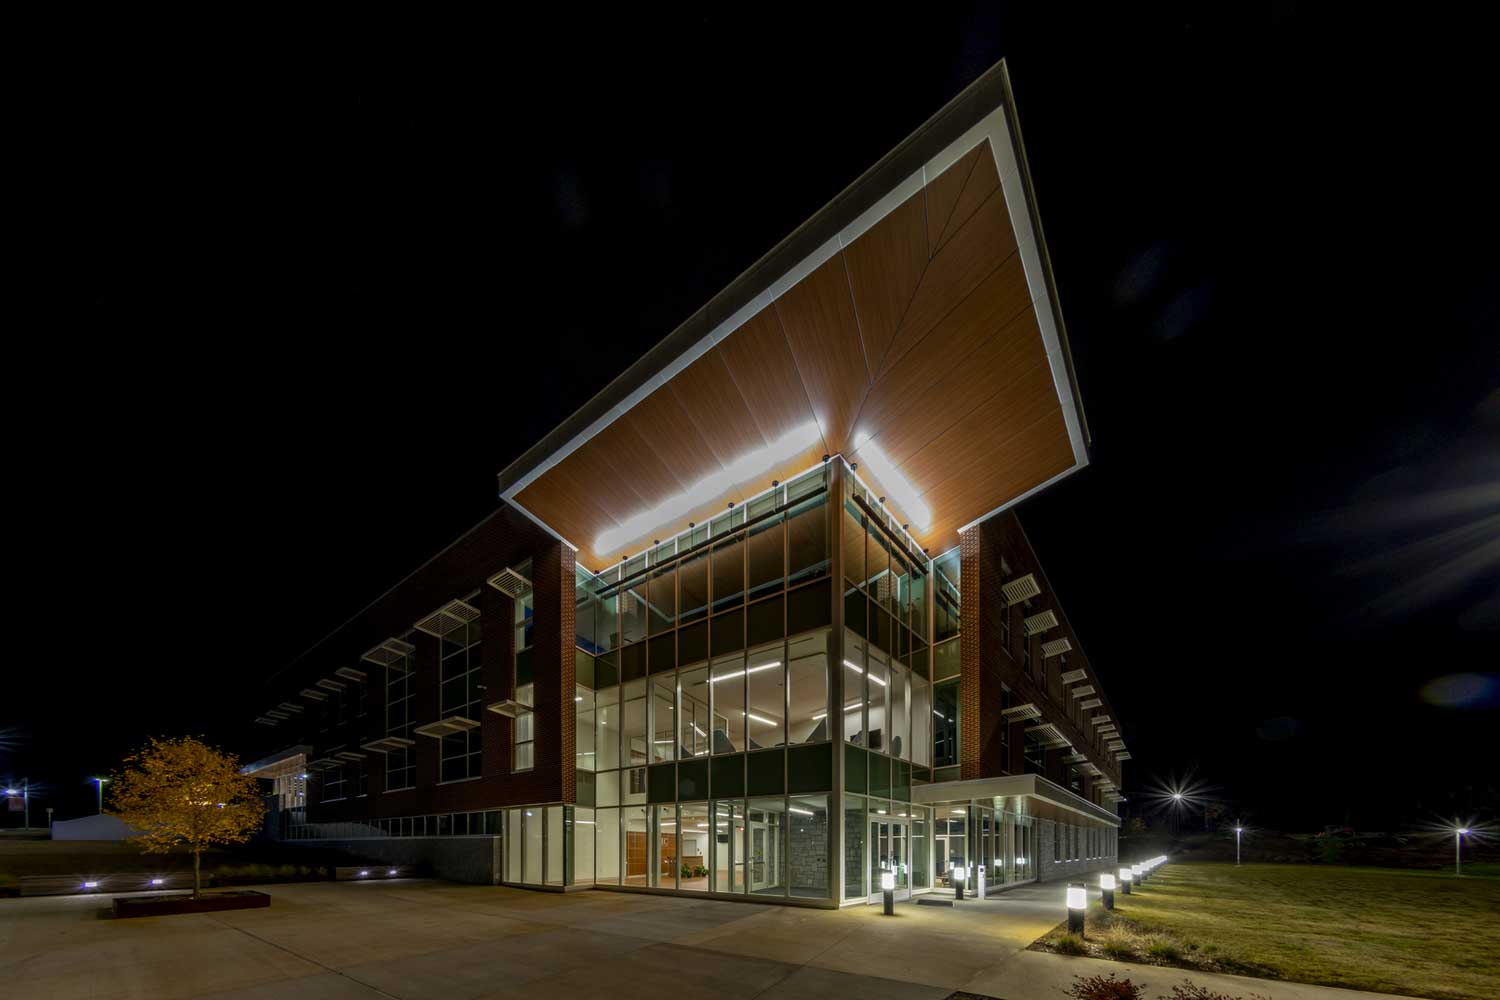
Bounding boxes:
869 818 911 903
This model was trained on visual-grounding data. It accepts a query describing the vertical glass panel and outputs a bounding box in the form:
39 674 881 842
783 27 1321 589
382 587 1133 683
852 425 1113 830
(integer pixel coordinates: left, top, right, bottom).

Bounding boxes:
576 567 599 653
546 806 565 886
652 676 676 762
596 685 620 770
933 679 959 769
711 535 744 613
622 765 647 805
910 570 927 640
623 805 649 886
714 799 747 892
652 804 676 889
933 550 960 642
505 809 521 882
746 517 784 600
911 806 930 889
891 659 909 761
866 648 889 754
788 793 829 898
711 651 745 753
679 550 708 623
843 629 865 745
648 565 675 635
787 628 830 745
596 769 619 807
910 673 931 768
679 802 711 891
594 807 619 885
866 528 890 605
620 577 648 645
623 678 648 766
678 664 711 758
747 797 786 896
597 587 619 653
786 495 829 584
843 793 866 899
576 682 596 772
841 502 865 589
746 640 785 751
523 808 543 884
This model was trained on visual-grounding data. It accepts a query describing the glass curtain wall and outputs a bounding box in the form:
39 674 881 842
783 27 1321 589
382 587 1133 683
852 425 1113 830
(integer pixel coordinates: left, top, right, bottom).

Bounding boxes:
572 465 834 900
439 606 483 782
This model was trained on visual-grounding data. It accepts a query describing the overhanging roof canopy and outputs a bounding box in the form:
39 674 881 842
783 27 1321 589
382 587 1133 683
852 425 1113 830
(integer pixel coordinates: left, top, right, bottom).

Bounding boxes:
497 60 1088 571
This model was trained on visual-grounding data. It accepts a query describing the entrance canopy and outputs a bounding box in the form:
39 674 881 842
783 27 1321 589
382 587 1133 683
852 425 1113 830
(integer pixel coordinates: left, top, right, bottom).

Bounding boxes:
913 774 1120 827
499 61 1089 571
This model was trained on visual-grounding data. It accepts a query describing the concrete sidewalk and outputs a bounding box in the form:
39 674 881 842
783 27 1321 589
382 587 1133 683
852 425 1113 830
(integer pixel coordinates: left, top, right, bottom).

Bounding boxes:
0 880 1425 999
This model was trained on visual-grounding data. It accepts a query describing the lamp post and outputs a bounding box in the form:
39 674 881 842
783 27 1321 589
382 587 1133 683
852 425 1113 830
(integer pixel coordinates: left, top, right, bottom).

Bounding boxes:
3 779 26 830
1455 828 1469 876
1119 866 1132 895
91 777 109 815
1100 872 1116 910
1235 826 1243 865
953 864 966 901
1066 882 1086 934
880 869 895 915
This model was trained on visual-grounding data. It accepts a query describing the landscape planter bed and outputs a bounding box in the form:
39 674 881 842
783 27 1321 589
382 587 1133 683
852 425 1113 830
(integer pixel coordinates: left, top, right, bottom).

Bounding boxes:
112 890 270 918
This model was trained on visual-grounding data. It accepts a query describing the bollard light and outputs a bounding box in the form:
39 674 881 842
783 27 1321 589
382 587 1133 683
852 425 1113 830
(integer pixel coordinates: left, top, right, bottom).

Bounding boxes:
977 864 986 900
1119 866 1132 894
1132 863 1144 884
1066 881 1086 934
359 870 369 877
953 864 967 901
150 878 164 886
388 869 398 877
1100 872 1116 910
880 869 896 915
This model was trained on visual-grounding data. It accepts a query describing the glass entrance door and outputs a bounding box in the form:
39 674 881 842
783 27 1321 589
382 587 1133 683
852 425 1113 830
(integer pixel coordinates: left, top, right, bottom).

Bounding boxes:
869 816 911 903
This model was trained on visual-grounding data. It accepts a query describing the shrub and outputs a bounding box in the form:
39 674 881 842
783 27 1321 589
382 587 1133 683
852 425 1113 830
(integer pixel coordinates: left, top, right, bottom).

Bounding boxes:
1055 933 1087 955
1148 939 1184 961
1066 972 1144 1000
1100 928 1139 960
1158 978 1271 1000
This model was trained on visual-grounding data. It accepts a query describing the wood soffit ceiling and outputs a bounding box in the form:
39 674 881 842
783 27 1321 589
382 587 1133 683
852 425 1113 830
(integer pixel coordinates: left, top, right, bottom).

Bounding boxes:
511 99 1087 572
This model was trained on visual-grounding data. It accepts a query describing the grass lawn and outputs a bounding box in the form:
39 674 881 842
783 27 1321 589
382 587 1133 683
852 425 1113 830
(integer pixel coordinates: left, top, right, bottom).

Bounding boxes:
1034 862 1500 1000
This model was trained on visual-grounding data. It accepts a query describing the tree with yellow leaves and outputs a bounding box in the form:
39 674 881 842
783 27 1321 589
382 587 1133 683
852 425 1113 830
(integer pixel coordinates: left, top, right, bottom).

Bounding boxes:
108 736 265 897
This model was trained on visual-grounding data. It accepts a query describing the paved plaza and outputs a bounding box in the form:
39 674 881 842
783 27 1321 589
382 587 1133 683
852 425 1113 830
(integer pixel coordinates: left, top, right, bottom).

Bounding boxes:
0 880 1410 999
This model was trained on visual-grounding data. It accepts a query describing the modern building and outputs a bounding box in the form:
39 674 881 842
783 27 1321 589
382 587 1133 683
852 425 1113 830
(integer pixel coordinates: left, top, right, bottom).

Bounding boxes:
249 59 1127 906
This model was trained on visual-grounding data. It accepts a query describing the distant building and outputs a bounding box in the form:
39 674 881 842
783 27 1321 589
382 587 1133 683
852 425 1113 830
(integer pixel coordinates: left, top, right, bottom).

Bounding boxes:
251 59 1126 905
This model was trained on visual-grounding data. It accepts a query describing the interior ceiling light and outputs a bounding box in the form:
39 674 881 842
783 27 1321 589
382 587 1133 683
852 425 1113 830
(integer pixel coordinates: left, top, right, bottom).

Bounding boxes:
595 421 821 555
852 433 931 531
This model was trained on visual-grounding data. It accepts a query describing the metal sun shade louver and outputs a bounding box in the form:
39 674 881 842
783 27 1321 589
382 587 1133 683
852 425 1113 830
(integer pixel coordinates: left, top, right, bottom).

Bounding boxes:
1001 703 1042 722
1077 698 1102 709
1070 684 1096 698
1059 667 1087 684
1023 610 1058 636
1000 573 1041 605
1025 722 1070 748
334 667 367 683
1041 637 1072 659
361 637 416 668
413 598 480 638
300 688 328 701
487 566 532 598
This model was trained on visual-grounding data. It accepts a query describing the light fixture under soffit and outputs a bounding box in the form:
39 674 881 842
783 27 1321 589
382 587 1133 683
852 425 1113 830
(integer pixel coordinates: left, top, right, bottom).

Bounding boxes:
851 434 931 531
594 421 821 556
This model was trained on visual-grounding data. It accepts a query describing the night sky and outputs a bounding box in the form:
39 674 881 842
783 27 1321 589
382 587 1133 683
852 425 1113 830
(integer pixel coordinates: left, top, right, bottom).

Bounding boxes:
7 8 1496 830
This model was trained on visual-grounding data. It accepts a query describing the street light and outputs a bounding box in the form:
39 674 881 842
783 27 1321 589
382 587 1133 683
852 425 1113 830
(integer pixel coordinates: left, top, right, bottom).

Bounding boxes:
91 777 109 814
1455 827 1469 876
4 779 28 829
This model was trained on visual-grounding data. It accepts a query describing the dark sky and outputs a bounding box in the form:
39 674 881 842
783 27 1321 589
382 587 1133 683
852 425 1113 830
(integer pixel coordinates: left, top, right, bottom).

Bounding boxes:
7 7 1496 829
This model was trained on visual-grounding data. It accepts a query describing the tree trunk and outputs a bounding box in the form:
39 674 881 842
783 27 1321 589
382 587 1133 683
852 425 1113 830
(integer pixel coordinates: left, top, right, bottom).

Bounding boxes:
193 849 201 899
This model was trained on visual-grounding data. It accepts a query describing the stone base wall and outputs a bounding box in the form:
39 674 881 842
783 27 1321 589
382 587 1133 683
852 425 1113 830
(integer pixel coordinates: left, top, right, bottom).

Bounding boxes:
1034 817 1117 884
303 837 501 884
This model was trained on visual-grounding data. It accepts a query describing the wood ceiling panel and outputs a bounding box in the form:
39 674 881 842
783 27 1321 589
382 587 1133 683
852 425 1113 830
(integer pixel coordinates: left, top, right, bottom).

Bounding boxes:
514 454 622 551
933 139 1000 255
581 418 681 511
892 357 1059 489
666 347 769 468
774 253 870 452
878 187 1018 381
852 253 1031 445
843 189 929 376
914 410 1073 553
716 305 828 486
628 383 724 491
924 144 984 258
854 310 1045 470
